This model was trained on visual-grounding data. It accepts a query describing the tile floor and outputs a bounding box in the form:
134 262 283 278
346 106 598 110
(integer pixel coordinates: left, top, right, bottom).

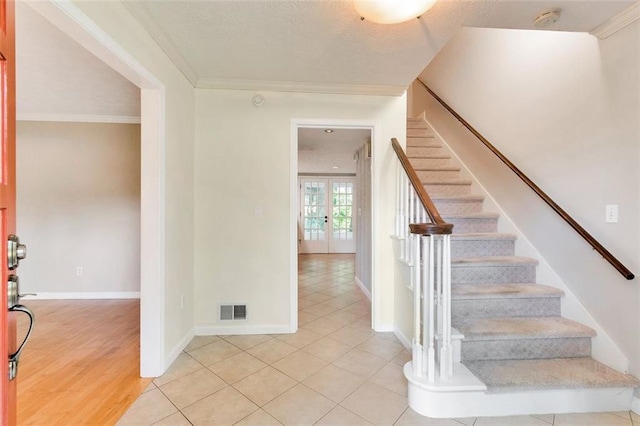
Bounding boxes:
118 254 640 426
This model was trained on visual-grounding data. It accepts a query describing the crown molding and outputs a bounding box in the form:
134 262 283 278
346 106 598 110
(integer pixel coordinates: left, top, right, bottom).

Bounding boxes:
123 1 199 86
590 2 640 39
17 113 141 124
196 77 406 96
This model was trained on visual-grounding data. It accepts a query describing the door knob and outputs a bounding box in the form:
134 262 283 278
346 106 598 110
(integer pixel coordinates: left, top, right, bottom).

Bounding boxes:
7 234 27 270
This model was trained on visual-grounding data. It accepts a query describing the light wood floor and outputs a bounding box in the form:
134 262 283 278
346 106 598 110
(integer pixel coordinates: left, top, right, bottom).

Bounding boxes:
16 299 151 425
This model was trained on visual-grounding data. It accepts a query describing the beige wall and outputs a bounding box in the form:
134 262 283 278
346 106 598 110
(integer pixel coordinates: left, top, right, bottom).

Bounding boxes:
17 121 140 294
194 89 406 333
415 24 639 375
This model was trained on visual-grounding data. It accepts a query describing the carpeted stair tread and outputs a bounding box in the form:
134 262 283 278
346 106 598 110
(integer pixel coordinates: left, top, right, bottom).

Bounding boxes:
407 153 451 159
413 165 461 172
432 195 484 202
407 118 429 129
456 316 595 340
452 283 564 299
407 138 438 146
443 212 500 220
422 179 472 186
452 256 538 267
463 357 640 392
451 233 516 241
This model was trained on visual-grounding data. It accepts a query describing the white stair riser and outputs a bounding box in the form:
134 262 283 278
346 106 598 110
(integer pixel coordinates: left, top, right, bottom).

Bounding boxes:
447 217 498 233
452 297 561 321
409 157 451 168
452 265 537 284
416 169 461 180
423 183 471 196
451 239 515 257
433 199 484 215
461 337 592 361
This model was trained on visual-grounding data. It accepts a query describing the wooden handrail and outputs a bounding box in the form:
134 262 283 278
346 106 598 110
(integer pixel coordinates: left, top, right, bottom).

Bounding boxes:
416 78 634 280
392 138 453 235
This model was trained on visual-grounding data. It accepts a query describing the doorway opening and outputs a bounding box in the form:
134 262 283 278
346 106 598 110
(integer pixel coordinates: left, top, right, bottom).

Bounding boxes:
291 121 374 332
20 1 166 378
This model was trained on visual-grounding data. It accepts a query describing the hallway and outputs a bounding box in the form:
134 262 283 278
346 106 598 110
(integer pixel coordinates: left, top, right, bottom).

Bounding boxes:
119 254 415 424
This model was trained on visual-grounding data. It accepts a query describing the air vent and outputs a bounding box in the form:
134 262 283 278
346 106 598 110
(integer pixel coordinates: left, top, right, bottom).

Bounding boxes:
219 304 247 321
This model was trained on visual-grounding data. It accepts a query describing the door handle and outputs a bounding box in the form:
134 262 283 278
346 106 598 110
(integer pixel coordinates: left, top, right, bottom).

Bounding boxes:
8 304 34 381
7 275 36 309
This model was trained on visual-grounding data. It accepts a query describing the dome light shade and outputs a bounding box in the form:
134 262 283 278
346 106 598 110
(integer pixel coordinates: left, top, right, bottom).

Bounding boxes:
355 0 437 24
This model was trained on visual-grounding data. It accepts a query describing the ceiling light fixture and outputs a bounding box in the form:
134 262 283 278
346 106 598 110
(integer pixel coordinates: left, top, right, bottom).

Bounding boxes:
355 0 437 24
324 129 334 133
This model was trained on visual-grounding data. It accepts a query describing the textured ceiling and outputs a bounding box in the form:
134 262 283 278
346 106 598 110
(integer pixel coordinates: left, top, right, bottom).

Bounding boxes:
298 128 370 174
124 0 636 93
17 2 140 120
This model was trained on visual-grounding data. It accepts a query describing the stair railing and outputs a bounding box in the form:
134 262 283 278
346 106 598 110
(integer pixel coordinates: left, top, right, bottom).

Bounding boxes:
416 79 634 281
392 137 455 382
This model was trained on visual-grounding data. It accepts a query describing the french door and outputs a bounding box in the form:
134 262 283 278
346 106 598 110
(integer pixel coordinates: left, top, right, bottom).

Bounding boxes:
299 177 355 254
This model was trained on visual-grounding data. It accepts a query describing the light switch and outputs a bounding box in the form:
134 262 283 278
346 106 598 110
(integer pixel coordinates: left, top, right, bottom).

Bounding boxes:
605 204 618 223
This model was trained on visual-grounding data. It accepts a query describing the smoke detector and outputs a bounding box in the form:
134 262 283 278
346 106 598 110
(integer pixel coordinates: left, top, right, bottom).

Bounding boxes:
534 9 561 28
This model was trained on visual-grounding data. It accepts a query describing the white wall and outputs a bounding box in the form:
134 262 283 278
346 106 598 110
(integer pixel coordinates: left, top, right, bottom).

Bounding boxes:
194 89 406 333
417 24 639 375
70 0 196 369
17 121 140 295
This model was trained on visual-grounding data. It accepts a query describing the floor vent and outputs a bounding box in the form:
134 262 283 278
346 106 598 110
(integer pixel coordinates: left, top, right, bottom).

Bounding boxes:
219 304 247 321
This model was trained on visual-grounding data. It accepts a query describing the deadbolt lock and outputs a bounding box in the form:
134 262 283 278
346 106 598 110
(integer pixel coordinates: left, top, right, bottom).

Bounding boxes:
7 234 27 270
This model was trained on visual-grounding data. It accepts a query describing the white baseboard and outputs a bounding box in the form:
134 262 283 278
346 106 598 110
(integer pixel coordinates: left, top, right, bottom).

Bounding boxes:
165 328 195 374
355 276 372 301
374 323 394 333
195 324 291 336
22 292 140 300
632 393 640 415
394 326 412 350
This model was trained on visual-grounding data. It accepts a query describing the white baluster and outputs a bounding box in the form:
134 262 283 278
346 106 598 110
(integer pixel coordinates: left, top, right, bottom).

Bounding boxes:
423 235 436 381
403 176 409 262
439 234 453 379
412 233 423 376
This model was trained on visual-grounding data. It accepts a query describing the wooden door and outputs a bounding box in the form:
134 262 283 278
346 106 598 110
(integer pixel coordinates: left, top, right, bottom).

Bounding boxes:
0 0 16 424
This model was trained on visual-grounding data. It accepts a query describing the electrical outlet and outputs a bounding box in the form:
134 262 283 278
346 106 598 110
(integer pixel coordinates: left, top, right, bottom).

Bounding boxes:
76 266 83 276
605 205 618 223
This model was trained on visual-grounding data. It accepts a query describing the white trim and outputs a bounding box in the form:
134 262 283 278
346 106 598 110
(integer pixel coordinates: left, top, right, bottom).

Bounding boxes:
165 328 195 371
199 78 406 96
355 276 371 301
632 393 640 415
394 325 412 350
374 323 394 333
21 292 140 300
122 1 199 86
30 0 167 378
289 122 299 333
590 2 640 39
17 113 141 124
195 325 292 336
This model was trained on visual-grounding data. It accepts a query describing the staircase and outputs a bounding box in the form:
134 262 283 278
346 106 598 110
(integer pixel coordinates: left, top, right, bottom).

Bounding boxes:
402 117 639 417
